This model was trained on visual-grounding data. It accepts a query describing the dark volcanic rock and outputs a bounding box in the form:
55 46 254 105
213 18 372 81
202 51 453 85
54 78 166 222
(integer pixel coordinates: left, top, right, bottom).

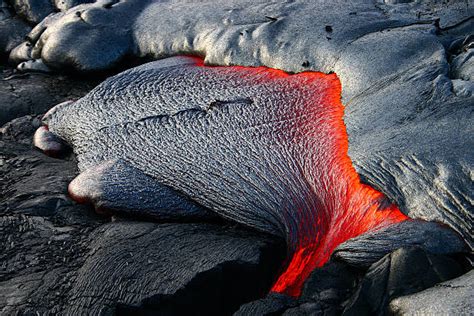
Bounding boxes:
0 104 285 315
236 259 364 316
1 0 472 313
0 5 31 58
10 0 55 24
279 260 363 316
235 292 297 316
10 0 95 24
0 66 100 125
63 222 285 315
342 247 469 315
389 269 474 315
332 220 468 269
0 116 105 314
9 0 472 253
301 260 361 305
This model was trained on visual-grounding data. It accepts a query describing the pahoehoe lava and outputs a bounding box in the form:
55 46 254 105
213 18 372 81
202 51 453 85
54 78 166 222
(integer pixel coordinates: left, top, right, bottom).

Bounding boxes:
34 56 410 296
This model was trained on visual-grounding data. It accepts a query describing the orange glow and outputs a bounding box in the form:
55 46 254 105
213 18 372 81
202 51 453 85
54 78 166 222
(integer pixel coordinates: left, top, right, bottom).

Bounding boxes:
265 70 408 297
65 56 408 297
196 58 408 297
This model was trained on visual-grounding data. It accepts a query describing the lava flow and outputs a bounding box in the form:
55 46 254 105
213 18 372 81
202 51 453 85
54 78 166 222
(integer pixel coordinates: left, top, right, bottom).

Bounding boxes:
264 69 408 297
39 55 408 298
201 59 409 296
198 60 409 297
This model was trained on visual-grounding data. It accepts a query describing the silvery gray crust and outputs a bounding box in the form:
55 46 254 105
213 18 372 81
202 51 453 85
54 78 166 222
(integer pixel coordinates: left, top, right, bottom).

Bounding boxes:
0 0 93 57
67 158 214 219
2 0 473 313
389 269 474 315
10 0 473 247
39 56 342 241
10 0 473 98
37 55 473 252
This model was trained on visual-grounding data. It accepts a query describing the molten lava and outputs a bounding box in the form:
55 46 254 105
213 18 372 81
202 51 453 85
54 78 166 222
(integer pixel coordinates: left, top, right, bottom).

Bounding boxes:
262 70 408 297
49 55 408 298
198 58 408 297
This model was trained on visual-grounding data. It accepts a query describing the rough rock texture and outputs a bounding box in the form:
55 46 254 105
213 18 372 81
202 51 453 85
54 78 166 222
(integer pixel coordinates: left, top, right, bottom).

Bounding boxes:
10 0 473 248
36 56 422 296
389 269 474 315
238 248 471 316
60 222 285 315
333 220 468 268
0 66 100 125
10 0 56 24
1 0 473 313
287 260 363 315
236 260 362 316
0 1 31 58
0 71 286 315
342 247 469 315
10 0 95 24
0 0 94 58
235 293 297 316
10 0 473 77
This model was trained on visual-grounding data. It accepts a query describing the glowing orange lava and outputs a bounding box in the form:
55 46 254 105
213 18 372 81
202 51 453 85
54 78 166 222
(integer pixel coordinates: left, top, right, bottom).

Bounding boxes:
265 70 408 297
163 58 409 297
64 56 408 298
194 57 408 296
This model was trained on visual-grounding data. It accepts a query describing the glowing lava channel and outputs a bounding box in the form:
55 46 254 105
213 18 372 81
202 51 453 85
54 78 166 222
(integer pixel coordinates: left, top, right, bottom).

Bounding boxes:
191 58 408 296
262 68 408 297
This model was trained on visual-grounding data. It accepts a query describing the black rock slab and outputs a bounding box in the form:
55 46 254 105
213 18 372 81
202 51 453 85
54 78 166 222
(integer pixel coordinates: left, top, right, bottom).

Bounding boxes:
389 270 474 315
342 247 469 315
0 66 100 125
236 259 364 315
300 260 362 305
74 222 285 316
273 260 363 316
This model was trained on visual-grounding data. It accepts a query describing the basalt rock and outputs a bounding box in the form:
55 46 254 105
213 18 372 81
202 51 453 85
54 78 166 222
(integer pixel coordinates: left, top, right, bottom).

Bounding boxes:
0 0 94 58
332 220 468 269
1 0 472 313
60 222 285 315
389 269 474 315
0 66 100 125
34 56 415 296
236 260 362 316
10 0 95 24
0 3 31 58
342 247 469 315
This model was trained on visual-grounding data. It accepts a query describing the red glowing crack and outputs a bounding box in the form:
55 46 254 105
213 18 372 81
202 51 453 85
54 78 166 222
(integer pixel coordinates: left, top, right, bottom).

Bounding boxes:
261 68 408 297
